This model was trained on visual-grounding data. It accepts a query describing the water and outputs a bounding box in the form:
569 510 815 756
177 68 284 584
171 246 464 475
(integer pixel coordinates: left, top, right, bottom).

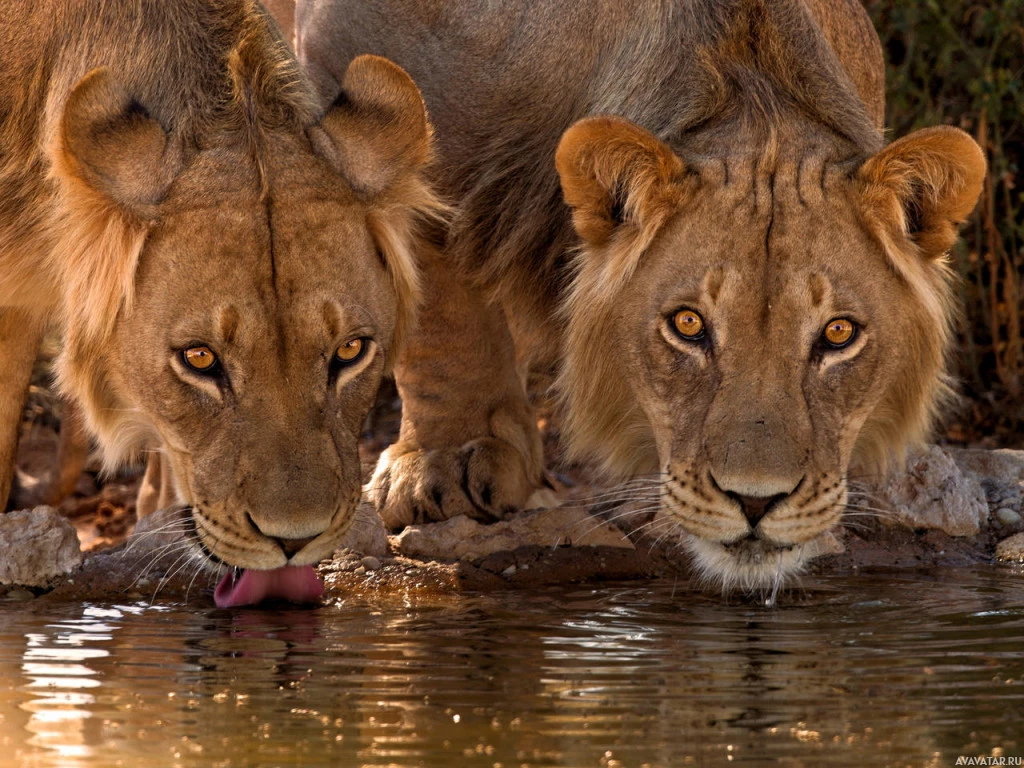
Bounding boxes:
1 567 1022 767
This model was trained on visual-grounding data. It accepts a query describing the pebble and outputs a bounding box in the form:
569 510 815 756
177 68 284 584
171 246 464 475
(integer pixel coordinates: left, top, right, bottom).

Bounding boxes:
500 565 517 578
353 566 367 575
995 532 1024 562
7 587 35 601
995 508 1022 526
360 556 381 571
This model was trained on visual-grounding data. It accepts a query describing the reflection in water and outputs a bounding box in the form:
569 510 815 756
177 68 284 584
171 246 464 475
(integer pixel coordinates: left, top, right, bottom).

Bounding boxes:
12 605 150 766
0 567 1022 767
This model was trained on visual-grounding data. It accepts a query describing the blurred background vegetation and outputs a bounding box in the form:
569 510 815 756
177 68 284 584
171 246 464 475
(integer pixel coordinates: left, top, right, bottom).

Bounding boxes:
863 0 1024 445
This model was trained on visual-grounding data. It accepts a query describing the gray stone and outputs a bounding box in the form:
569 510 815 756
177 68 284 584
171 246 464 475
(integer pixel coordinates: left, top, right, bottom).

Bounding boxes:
392 506 634 562
359 555 381 571
949 448 1024 522
0 507 83 587
869 445 989 537
128 507 190 555
980 480 1024 515
995 532 1024 563
995 508 1022 527
948 448 1024 486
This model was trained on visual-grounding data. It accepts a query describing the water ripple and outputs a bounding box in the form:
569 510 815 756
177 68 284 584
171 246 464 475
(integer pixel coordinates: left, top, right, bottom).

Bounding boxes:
0 566 1021 767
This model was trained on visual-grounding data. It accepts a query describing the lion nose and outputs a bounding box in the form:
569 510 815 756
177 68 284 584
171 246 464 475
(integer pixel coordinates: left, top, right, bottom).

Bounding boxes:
728 492 787 527
273 535 317 557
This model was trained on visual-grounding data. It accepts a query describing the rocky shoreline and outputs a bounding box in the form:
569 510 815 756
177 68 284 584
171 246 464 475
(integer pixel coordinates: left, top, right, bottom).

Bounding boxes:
1 444 1022 605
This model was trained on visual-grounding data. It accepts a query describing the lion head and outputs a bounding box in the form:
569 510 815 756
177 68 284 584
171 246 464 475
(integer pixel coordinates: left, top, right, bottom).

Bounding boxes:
555 116 985 592
43 32 438 578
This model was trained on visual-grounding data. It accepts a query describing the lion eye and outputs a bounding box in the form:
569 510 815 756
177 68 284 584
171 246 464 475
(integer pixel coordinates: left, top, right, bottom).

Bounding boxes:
672 309 705 340
182 345 219 373
335 338 367 365
822 318 856 348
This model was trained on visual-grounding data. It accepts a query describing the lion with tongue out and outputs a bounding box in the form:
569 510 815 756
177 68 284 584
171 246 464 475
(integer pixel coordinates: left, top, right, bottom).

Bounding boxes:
0 0 440 606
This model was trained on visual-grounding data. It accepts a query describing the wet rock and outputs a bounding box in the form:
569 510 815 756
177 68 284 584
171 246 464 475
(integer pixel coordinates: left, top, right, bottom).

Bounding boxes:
0 506 83 587
393 507 634 562
995 532 1024 563
869 446 989 537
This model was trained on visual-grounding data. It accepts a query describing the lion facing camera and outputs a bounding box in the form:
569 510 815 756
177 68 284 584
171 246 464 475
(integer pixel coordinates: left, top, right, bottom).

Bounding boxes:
296 0 986 593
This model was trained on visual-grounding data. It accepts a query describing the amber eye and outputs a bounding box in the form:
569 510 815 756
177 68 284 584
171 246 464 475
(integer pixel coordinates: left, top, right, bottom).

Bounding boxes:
335 338 367 365
672 309 705 340
822 318 857 348
182 345 218 373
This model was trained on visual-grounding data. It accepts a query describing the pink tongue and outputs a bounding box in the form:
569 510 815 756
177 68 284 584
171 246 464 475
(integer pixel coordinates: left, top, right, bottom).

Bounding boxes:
214 565 325 608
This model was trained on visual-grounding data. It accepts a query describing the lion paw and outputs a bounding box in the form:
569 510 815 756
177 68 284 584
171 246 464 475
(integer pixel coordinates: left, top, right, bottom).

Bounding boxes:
368 437 538 530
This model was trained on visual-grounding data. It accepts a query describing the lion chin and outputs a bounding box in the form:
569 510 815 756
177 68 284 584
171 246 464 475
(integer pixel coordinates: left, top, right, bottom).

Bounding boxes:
682 532 837 602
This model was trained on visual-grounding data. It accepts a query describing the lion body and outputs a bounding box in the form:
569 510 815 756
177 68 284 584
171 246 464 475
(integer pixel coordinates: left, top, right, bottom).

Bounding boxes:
0 0 438 577
296 0 984 592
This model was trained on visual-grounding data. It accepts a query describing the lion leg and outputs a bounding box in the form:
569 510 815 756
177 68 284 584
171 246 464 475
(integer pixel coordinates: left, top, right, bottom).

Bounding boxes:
17 398 90 507
0 308 44 511
47 400 89 505
370 248 545 530
10 396 91 509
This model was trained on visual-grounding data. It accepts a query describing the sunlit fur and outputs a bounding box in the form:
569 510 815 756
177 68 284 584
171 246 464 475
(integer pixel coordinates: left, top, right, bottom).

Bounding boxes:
557 123 982 591
660 466 846 592
296 0 984 593
0 0 442 571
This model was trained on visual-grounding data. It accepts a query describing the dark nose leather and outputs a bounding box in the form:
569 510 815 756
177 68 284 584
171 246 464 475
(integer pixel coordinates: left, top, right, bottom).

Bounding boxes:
274 536 316 557
729 493 786 527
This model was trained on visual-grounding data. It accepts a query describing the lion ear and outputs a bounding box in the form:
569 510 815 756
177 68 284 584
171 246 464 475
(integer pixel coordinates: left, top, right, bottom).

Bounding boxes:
858 126 986 260
556 116 689 248
53 68 182 347
309 55 444 371
309 54 432 199
60 67 181 211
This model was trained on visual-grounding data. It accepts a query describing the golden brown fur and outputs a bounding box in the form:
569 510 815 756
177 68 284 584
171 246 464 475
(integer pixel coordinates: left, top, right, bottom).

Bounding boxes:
297 0 985 591
0 0 442 573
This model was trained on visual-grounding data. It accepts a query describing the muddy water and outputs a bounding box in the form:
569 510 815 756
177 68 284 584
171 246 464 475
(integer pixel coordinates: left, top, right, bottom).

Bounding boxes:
1 567 1022 768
